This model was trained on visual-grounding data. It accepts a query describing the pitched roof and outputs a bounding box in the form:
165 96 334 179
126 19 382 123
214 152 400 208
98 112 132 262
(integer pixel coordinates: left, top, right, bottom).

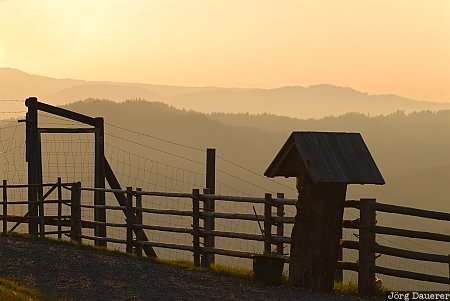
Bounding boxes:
264 132 385 185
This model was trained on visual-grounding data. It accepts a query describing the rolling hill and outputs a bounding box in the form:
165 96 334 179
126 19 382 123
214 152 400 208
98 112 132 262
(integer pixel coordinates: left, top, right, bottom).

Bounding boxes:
2 68 450 119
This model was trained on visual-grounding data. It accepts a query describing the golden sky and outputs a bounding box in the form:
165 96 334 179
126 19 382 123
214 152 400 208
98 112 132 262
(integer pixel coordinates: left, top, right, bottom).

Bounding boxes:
0 0 449 102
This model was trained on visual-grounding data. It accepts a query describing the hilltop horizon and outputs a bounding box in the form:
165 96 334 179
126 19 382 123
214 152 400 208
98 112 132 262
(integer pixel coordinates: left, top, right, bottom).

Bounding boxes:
2 68 450 121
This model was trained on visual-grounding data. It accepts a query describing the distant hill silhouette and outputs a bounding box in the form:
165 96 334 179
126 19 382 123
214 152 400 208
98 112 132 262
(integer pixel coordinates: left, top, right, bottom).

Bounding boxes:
2 68 450 119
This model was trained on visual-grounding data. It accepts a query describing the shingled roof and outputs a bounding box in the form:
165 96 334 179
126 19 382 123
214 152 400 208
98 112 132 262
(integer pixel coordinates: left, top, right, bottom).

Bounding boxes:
264 132 385 185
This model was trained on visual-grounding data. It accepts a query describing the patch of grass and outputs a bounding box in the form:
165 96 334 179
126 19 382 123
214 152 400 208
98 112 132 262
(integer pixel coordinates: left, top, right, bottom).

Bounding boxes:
334 280 389 296
334 280 359 295
0 278 58 301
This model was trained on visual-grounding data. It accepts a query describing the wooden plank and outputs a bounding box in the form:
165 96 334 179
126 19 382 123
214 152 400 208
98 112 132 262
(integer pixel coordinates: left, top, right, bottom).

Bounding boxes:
373 225 450 242
335 261 359 272
374 244 450 264
192 189 201 266
344 199 360 209
83 220 127 228
136 241 194 252
104 158 157 257
202 212 264 222
201 247 254 259
137 208 193 217
138 224 193 234
32 99 96 126
201 230 264 241
374 266 450 285
80 204 126 210
358 199 376 295
2 180 7 234
374 202 450 221
272 216 295 224
38 128 96 134
340 240 359 250
342 219 360 229
134 191 192 198
271 236 291 244
80 235 126 245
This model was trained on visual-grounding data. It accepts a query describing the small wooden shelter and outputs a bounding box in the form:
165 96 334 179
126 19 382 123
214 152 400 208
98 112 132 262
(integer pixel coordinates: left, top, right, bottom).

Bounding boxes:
265 131 384 291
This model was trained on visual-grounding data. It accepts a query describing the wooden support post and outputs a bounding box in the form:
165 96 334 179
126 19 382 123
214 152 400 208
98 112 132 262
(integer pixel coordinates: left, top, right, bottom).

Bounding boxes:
192 189 201 266
70 182 82 243
2 180 7 234
205 148 216 265
126 187 134 254
37 133 44 237
57 177 62 239
202 188 213 267
25 97 39 235
358 198 376 295
276 193 284 255
135 188 143 257
94 117 106 247
264 193 272 254
104 158 157 257
335 228 344 282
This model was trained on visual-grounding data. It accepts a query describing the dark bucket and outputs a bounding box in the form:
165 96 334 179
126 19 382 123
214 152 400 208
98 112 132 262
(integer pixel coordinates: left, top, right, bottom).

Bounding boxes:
252 254 285 285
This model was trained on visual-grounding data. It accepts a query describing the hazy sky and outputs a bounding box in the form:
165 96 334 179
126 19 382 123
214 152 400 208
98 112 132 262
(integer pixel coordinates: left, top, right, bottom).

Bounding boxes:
1 0 449 102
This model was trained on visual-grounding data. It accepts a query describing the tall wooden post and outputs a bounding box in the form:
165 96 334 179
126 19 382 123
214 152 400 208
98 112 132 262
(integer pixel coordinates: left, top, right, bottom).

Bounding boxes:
205 148 215 265
94 117 106 247
289 177 347 292
25 97 39 235
358 198 376 295
2 180 7 234
264 193 272 254
36 132 44 237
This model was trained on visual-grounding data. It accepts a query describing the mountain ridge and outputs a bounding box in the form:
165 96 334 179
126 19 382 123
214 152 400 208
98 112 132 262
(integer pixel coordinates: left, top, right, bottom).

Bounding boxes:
2 68 450 119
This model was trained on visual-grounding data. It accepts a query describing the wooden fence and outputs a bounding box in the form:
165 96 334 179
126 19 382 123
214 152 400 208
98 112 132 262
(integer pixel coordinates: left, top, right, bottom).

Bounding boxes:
1 180 449 295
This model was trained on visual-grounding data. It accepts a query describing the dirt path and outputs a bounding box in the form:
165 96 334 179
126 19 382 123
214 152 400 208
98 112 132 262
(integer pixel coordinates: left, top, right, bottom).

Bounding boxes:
0 236 377 300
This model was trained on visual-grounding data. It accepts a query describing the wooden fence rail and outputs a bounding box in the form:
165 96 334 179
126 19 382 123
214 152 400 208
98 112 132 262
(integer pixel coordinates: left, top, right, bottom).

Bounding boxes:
0 181 449 294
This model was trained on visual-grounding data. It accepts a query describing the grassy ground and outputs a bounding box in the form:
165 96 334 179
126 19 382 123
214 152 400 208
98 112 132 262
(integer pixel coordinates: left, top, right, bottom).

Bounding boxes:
0 278 57 301
1 233 385 298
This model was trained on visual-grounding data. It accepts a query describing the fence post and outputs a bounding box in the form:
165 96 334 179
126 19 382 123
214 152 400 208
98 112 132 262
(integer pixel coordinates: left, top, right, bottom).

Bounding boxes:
57 177 62 239
94 117 106 247
358 198 376 295
264 193 272 254
205 148 216 266
192 189 201 266
2 180 7 234
135 187 143 257
70 182 82 243
276 193 284 255
126 187 134 254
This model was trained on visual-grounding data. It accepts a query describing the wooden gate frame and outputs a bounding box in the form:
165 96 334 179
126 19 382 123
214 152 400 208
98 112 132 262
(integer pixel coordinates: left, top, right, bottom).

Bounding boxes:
25 97 156 256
